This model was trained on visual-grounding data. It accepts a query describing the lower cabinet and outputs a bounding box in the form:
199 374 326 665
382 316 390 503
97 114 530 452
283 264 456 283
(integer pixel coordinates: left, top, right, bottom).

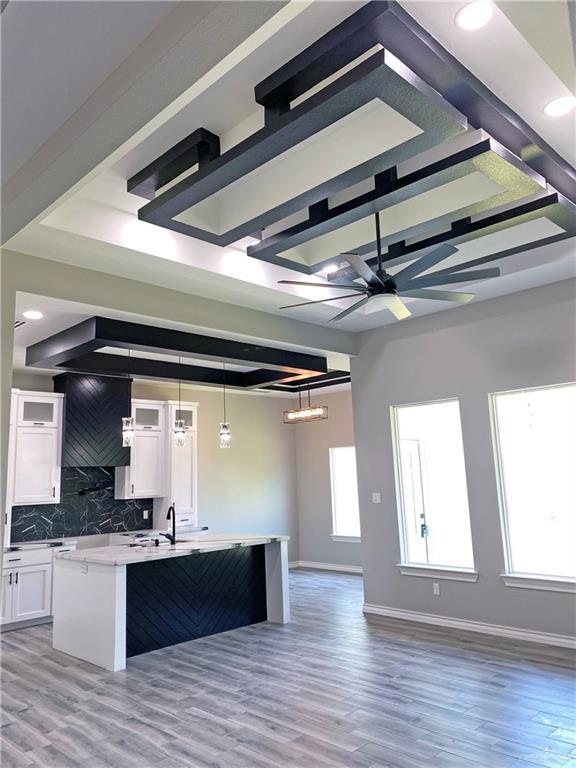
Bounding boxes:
1 564 52 625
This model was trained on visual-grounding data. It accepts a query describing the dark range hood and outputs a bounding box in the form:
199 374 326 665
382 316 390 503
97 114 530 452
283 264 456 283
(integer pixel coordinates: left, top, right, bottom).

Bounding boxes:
53 373 131 468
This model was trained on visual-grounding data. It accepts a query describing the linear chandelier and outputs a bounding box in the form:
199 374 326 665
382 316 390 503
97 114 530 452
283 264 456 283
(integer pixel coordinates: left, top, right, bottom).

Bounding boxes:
284 386 328 424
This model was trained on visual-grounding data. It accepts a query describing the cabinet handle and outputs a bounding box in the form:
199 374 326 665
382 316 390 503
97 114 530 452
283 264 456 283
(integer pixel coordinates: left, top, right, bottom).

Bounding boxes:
131 483 134 495
15 572 18 585
52 486 56 498
8 573 12 585
7 558 21 562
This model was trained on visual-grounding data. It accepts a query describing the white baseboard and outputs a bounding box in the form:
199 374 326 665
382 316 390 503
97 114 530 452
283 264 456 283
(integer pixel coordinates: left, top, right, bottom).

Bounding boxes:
363 603 576 649
289 560 362 574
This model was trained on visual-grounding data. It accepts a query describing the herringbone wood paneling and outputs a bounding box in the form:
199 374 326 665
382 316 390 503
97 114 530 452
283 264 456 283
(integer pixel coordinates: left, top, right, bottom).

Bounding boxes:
54 374 131 467
125 545 268 657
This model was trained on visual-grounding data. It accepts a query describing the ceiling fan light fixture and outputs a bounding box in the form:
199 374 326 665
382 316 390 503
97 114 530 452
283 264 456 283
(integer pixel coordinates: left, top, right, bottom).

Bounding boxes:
362 294 398 314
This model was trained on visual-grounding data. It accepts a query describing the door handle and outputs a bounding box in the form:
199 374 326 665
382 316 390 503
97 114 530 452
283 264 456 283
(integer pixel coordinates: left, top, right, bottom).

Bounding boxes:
8 573 12 585
15 572 18 585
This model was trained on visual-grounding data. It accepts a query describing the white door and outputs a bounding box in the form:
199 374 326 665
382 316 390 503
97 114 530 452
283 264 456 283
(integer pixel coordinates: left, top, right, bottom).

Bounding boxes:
131 431 164 497
12 565 52 622
0 571 14 625
13 428 60 505
169 405 197 526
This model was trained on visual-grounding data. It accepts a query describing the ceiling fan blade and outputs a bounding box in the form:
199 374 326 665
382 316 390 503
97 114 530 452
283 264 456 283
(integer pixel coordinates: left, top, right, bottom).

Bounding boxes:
393 244 458 288
401 288 475 302
279 292 365 310
329 295 372 323
278 280 365 291
406 267 501 289
388 297 412 320
341 253 384 288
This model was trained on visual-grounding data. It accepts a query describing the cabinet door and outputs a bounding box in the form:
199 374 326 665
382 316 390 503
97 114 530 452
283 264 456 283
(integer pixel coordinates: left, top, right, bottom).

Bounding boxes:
12 565 52 622
131 431 164 497
13 428 60 505
0 571 14 625
17 395 59 427
170 430 197 526
133 403 164 431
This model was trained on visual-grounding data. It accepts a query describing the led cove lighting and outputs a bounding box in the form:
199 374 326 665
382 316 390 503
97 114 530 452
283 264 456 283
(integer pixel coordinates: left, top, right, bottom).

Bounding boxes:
22 310 43 320
455 0 493 30
544 96 576 117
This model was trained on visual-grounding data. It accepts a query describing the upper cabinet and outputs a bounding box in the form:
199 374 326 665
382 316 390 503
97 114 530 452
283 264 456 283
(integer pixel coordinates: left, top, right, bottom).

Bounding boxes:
133 402 164 431
17 394 60 428
9 391 63 508
115 399 166 499
166 401 198 528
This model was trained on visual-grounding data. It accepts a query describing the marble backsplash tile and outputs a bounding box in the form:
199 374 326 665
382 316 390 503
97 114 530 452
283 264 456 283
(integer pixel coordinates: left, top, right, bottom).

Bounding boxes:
11 467 153 542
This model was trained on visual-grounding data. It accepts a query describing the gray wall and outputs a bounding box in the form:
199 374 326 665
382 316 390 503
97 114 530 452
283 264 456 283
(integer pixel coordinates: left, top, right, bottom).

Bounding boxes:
351 279 576 638
295 389 362 568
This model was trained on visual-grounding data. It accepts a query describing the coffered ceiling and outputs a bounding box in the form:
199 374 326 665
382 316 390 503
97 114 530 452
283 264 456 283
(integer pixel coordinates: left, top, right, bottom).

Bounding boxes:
3 1 575 334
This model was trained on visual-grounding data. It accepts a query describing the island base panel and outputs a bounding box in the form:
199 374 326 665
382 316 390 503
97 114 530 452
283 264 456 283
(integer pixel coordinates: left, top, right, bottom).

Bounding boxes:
126 545 267 657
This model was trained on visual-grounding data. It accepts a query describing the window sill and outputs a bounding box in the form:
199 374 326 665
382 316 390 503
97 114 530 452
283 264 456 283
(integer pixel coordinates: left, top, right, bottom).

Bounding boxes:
331 535 361 543
397 564 479 582
501 573 576 594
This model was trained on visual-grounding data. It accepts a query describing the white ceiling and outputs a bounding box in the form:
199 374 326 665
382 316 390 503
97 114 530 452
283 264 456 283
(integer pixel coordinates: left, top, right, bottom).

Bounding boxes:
0 1 178 184
4 0 576 338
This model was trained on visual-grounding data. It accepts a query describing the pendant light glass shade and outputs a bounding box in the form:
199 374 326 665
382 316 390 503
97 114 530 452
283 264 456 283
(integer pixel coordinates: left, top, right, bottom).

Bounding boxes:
219 422 231 449
174 356 186 447
121 349 134 446
174 419 186 447
122 417 135 447
220 361 231 448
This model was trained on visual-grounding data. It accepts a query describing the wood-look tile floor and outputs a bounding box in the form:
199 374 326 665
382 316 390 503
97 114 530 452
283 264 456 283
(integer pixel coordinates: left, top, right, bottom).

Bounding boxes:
1 570 575 768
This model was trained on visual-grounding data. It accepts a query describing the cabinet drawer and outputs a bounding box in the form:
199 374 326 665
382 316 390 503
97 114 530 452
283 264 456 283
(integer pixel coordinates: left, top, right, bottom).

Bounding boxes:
3 548 52 567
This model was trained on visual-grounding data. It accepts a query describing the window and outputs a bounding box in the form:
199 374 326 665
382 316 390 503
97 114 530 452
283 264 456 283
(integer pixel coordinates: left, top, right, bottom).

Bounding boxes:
329 446 361 538
392 399 474 569
491 383 576 580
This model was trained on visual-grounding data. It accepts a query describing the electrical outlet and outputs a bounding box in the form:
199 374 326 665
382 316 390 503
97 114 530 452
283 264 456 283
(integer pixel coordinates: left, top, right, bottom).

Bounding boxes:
372 492 382 504
433 582 440 596
143 510 150 520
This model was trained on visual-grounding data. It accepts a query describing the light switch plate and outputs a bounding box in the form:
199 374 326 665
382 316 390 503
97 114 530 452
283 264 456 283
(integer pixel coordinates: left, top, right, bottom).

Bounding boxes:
433 582 440 596
143 510 150 520
372 492 381 504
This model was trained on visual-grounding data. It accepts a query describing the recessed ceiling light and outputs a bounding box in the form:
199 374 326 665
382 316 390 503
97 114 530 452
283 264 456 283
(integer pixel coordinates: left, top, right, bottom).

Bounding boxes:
544 96 576 117
22 310 43 320
455 1 493 30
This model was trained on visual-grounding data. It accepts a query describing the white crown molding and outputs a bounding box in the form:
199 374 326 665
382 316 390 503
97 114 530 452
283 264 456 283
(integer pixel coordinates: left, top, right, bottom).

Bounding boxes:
363 602 576 649
289 560 362 574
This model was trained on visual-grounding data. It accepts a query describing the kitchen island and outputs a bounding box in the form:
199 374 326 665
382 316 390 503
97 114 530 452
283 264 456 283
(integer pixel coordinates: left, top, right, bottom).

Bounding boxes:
52 534 289 671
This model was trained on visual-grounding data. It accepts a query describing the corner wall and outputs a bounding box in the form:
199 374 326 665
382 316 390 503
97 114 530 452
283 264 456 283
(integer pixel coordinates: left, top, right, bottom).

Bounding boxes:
294 389 362 569
351 279 576 639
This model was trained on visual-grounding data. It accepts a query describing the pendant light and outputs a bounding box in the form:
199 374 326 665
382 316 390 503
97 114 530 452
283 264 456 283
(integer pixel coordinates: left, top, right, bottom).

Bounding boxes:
283 383 328 424
121 349 135 447
173 356 186 447
219 361 231 448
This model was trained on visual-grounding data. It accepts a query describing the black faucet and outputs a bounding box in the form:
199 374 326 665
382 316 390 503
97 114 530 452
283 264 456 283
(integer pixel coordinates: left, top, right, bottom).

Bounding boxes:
160 503 177 545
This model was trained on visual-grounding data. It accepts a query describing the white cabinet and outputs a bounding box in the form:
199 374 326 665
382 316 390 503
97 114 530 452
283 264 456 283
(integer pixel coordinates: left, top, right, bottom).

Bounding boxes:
13 428 61 505
115 400 165 499
11 564 52 622
1 571 13 625
7 390 63 512
1 544 76 627
162 402 198 529
2 566 52 625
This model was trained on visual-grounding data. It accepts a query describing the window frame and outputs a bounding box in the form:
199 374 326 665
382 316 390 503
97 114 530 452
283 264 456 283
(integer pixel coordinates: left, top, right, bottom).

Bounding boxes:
489 381 576 590
329 445 361 541
390 397 477 579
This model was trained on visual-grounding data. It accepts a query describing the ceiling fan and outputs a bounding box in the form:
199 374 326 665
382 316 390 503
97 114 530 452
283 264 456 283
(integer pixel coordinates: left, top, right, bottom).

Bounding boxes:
278 213 501 323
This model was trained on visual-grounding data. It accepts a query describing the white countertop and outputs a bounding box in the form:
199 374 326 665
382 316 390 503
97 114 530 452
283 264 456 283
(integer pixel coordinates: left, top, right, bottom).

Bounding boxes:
55 533 289 566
